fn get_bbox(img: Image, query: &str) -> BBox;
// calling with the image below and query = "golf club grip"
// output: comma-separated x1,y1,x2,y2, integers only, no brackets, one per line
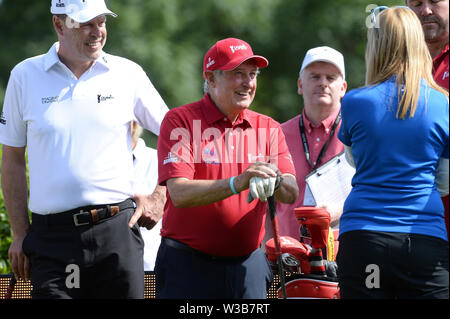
268,195,277,220
5,275,16,299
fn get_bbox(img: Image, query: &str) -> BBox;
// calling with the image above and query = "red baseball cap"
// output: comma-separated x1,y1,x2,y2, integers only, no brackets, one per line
203,38,269,79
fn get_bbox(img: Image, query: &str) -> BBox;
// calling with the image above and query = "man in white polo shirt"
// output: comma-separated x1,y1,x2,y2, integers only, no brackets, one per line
0,0,169,298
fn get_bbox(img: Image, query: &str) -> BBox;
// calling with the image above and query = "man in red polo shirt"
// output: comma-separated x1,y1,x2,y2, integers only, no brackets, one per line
407,0,449,239
274,47,347,242
155,38,298,299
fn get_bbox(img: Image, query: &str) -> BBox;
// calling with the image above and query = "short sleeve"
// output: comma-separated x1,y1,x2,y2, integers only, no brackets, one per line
157,111,195,186
133,67,169,136
337,95,352,147
0,70,27,147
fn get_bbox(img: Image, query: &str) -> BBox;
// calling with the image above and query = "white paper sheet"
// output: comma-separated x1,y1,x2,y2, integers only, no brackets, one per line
304,151,355,207
303,183,317,206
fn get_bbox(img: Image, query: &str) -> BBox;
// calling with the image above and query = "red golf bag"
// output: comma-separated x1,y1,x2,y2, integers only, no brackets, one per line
265,207,340,299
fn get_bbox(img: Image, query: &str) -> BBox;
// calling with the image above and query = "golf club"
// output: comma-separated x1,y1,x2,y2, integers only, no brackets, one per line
267,195,287,299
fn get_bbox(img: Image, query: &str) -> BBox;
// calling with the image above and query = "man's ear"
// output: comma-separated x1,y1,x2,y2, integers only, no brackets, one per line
53,15,65,37
297,78,303,96
205,71,216,88
340,80,348,99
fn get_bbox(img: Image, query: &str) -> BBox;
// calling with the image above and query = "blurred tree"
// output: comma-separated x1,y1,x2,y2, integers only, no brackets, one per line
0,0,55,107
0,0,402,119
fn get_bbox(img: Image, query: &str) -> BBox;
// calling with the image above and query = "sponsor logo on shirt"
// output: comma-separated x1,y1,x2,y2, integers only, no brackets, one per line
41,96,59,104
248,153,268,163
163,152,179,165
202,147,220,164
443,71,449,81
97,94,114,103
0,111,6,125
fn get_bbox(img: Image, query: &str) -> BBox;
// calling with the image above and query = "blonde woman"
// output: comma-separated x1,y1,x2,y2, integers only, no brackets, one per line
337,7,449,299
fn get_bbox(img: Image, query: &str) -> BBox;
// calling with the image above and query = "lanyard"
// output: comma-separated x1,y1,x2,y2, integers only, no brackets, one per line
298,112,341,171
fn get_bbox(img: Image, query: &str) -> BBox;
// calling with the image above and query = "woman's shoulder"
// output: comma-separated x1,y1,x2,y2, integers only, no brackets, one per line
342,85,380,107
343,80,396,106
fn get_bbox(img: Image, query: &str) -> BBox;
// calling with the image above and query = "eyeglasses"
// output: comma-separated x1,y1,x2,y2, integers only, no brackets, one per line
369,6,410,36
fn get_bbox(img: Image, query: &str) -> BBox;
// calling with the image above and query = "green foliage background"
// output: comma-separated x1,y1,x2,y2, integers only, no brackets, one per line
0,0,401,273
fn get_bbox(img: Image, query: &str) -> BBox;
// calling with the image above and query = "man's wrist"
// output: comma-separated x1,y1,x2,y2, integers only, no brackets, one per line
229,176,240,195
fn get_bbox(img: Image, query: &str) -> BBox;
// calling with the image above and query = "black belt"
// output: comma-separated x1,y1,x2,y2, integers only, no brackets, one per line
161,237,251,262
32,199,135,228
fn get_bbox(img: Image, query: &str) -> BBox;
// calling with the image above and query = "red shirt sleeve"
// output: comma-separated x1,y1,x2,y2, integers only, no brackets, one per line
157,110,195,186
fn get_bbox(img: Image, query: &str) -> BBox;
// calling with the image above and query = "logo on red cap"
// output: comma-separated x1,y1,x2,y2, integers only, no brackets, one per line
229,44,247,54
206,57,215,69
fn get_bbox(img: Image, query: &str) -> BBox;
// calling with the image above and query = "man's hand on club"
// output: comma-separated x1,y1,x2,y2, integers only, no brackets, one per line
232,162,283,203
247,176,277,202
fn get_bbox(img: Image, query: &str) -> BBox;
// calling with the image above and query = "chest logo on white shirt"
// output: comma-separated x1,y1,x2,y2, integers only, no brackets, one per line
41,96,59,104
97,94,115,103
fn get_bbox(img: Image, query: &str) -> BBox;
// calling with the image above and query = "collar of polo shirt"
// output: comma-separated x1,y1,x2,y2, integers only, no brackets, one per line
44,42,110,72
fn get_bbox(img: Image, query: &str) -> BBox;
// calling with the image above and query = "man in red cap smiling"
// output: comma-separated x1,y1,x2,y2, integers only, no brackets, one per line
156,38,298,299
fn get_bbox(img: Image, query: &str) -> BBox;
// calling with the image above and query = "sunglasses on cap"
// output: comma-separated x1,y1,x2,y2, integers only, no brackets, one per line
369,6,411,36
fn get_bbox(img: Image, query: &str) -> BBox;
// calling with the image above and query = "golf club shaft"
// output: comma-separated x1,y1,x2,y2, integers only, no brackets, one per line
268,196,287,299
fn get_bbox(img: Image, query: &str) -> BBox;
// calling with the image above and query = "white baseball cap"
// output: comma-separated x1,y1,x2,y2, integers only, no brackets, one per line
50,0,117,23
300,46,345,80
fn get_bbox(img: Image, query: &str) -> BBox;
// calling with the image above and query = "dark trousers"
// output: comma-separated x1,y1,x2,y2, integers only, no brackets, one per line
336,230,449,299
23,208,144,299
155,238,273,299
